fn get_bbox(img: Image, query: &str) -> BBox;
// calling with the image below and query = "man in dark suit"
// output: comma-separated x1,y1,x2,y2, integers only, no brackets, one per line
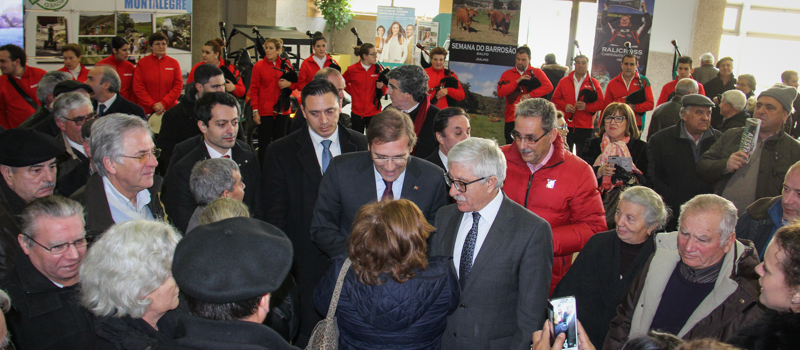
52,92,92,177
425,106,471,171
311,108,448,258
386,65,440,157
262,79,367,346
156,64,226,175
162,92,260,233
86,65,145,120
430,137,553,350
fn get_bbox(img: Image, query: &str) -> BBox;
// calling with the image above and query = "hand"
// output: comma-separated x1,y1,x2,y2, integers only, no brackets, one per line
253,110,261,125
598,163,616,178
520,94,531,102
435,88,448,99
152,102,165,114
726,151,749,173
376,81,384,89
626,103,636,111
604,3,609,10
576,321,596,350
565,104,576,113
713,96,719,105
532,320,566,350
225,79,235,92
517,75,531,84
575,101,586,110
278,79,291,89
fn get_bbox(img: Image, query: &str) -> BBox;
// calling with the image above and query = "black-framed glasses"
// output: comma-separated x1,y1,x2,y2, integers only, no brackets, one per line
510,130,548,144
21,233,87,255
444,173,485,192
604,115,625,124
121,148,161,163
63,112,97,126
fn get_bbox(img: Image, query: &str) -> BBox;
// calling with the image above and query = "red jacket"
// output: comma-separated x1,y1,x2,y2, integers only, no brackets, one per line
96,56,137,104
656,77,705,106
187,61,246,98
343,62,385,117
425,67,466,109
132,54,183,115
603,73,654,126
249,57,295,116
297,54,337,92
551,71,606,129
58,64,90,83
501,134,607,293
497,66,553,122
0,66,46,129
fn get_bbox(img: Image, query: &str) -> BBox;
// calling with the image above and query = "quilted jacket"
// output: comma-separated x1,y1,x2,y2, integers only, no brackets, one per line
314,255,460,349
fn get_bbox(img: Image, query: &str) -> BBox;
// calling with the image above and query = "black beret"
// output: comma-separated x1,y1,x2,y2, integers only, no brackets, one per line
173,217,293,303
53,80,93,97
0,128,64,167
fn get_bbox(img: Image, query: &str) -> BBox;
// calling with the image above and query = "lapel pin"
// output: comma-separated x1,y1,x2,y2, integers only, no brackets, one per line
414,186,419,190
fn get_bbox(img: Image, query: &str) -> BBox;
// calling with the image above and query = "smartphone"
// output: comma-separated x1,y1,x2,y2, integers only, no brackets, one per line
548,296,578,350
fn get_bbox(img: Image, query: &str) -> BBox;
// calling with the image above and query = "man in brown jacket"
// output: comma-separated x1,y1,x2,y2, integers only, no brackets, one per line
603,194,763,350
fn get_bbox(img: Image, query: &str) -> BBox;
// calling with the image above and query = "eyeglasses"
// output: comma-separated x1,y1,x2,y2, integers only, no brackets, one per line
604,116,626,124
64,112,97,126
444,173,485,192
121,148,161,163
510,130,548,144
555,123,568,131
21,233,87,255
373,155,408,165
366,53,378,57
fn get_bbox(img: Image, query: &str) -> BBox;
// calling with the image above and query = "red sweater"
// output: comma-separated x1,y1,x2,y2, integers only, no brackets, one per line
501,134,607,293
425,67,466,109
187,61,246,98
58,64,90,83
497,66,553,123
132,54,183,115
0,66,46,129
656,77,705,106
551,71,606,129
603,73,654,126
343,62,385,117
96,56,137,104
297,54,337,92
249,58,295,116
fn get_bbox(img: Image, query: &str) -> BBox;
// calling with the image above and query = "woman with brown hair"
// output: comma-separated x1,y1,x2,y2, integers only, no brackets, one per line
343,43,386,133
58,43,89,82
314,199,459,349
381,21,407,63
249,37,295,159
187,38,246,98
132,32,183,115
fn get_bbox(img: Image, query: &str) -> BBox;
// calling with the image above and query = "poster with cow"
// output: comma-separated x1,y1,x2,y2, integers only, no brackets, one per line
375,6,416,68
591,0,655,88
448,0,520,66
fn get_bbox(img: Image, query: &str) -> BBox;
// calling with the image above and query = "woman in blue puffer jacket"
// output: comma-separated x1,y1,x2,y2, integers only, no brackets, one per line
314,199,460,349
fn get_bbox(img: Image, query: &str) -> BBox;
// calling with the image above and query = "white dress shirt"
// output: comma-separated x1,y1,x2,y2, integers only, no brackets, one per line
452,190,504,277
573,73,587,101
438,149,449,171
97,93,117,115
204,141,232,159
309,125,341,174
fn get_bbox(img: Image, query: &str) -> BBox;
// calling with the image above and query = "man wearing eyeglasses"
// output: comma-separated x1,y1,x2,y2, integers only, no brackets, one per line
501,98,606,294
53,92,94,178
162,92,260,233
311,108,448,258
0,195,94,350
432,137,553,350
0,128,64,278
31,79,93,137
71,113,165,240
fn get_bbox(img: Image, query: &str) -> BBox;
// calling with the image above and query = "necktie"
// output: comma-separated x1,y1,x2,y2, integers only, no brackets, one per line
98,104,106,116
381,180,393,201
222,154,230,158
459,212,481,289
321,139,332,173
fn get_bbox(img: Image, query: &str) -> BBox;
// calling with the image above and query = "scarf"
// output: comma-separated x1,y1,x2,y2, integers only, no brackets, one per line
593,133,642,192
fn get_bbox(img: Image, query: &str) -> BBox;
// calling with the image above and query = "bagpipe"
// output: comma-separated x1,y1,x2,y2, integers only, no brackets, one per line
574,41,598,104
272,56,297,115
416,44,458,105
518,67,542,92
350,28,364,46
374,61,391,109
622,42,650,106
416,43,432,69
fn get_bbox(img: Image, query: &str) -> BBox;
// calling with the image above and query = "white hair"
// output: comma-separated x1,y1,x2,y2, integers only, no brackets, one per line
700,53,715,64
721,90,747,111
619,186,669,230
447,137,506,188
678,194,738,246
80,220,181,318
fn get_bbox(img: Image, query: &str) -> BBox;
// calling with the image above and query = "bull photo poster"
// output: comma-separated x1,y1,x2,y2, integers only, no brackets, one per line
591,0,655,88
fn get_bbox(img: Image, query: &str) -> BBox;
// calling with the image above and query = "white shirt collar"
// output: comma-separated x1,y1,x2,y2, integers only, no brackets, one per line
472,190,503,223
204,140,232,158
361,62,372,71
308,124,340,145
313,55,327,69
438,149,449,171
102,175,152,215
66,137,86,157
402,102,421,114
100,93,117,109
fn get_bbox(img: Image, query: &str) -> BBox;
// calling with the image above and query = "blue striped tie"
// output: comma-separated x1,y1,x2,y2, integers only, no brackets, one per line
459,212,481,289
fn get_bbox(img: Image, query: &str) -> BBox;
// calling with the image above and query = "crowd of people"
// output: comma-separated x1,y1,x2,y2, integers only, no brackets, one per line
0,30,798,350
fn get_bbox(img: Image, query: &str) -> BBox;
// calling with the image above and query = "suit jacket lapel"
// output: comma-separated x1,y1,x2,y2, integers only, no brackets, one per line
462,195,515,293
445,209,462,258
400,157,422,200
356,153,379,203
338,125,358,153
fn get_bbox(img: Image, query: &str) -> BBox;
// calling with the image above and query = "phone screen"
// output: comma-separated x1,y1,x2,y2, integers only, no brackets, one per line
548,296,578,350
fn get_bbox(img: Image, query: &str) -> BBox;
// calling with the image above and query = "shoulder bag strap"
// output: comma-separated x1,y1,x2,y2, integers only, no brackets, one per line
325,258,352,320
7,75,38,110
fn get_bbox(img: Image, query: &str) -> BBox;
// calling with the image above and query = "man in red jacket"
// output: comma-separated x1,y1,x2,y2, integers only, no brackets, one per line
656,56,705,106
0,44,46,129
603,54,653,128
500,98,606,294
551,55,605,155
497,46,553,144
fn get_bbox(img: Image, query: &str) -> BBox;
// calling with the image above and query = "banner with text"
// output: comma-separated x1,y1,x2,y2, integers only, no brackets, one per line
590,0,654,88
448,1,520,67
